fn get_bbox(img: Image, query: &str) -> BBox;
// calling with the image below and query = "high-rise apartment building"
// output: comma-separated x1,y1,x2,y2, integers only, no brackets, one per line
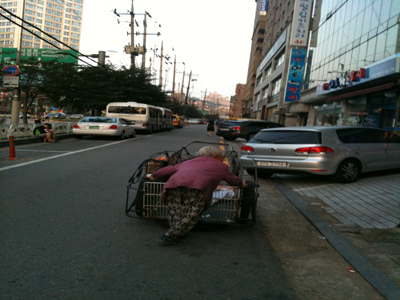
0,0,84,50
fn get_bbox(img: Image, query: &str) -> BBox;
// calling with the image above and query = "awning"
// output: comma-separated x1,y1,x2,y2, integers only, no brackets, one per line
327,83,393,101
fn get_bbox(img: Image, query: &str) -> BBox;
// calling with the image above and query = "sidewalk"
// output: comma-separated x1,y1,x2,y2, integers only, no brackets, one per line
256,174,400,300
231,137,399,299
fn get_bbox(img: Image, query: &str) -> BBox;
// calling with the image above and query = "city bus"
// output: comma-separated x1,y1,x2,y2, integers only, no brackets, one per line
105,102,163,133
156,106,173,131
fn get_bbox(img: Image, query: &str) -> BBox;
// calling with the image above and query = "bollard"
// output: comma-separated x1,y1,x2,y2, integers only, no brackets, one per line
7,135,17,160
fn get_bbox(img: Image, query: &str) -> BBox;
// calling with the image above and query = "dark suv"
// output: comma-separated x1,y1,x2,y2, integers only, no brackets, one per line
216,119,284,141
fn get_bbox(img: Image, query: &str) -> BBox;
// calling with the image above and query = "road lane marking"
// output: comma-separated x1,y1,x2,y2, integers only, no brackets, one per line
0,139,132,172
13,150,70,153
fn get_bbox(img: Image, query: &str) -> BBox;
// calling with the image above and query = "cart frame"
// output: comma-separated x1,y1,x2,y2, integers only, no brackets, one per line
125,141,258,225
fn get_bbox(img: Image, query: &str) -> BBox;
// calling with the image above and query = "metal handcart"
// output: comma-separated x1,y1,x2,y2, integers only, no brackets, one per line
125,141,258,225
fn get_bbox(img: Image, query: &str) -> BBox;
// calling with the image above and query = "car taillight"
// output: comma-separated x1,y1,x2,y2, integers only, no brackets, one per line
143,123,149,128
241,145,254,152
232,126,241,131
109,125,117,130
295,146,334,154
73,124,80,129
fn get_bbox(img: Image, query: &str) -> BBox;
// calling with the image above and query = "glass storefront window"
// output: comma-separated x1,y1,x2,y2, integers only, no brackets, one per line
389,0,400,18
366,36,377,63
375,31,387,62
385,25,397,57
369,2,380,31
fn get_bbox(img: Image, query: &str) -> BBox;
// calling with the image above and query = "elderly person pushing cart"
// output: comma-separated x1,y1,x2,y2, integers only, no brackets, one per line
148,146,247,246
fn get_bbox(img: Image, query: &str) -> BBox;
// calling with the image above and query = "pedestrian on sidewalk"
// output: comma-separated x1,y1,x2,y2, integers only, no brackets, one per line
148,146,247,245
206,119,215,136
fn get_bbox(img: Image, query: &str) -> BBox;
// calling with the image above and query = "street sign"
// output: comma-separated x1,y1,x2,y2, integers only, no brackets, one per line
3,76,19,87
2,65,20,76
0,48,78,64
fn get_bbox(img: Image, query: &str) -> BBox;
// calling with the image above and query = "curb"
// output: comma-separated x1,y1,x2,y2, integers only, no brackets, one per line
0,134,74,148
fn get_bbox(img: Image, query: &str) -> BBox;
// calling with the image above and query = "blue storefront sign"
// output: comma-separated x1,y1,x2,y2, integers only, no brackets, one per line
317,53,400,95
260,0,267,12
285,49,307,102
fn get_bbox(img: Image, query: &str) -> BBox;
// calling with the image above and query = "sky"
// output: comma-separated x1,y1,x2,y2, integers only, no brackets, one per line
79,0,257,99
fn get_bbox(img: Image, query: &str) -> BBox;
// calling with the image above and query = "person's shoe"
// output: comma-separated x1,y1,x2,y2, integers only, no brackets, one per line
157,235,179,246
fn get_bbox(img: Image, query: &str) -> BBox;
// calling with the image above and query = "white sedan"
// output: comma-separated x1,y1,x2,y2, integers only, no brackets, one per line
72,117,136,139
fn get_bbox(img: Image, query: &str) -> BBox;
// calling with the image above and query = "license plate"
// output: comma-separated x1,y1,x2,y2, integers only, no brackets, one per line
89,126,99,129
220,128,229,131
256,161,288,167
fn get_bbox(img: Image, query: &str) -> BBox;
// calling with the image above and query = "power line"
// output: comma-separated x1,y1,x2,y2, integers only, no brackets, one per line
0,5,102,67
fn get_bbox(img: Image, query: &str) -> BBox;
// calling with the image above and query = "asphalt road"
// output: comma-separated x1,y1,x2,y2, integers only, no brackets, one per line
0,125,298,300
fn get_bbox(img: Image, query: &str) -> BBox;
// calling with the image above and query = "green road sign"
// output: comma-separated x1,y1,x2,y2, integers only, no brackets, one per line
0,48,78,64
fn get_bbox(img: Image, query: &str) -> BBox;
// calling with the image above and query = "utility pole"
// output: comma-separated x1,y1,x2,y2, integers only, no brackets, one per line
141,14,147,69
85,51,108,66
10,0,26,125
171,55,176,101
159,41,163,88
201,89,207,123
185,70,192,105
130,0,136,69
180,66,185,102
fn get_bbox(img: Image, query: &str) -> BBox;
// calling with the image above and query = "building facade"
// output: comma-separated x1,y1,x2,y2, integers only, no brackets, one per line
305,0,400,133
231,83,245,118
249,0,400,133
252,0,296,124
242,0,267,118
0,0,84,50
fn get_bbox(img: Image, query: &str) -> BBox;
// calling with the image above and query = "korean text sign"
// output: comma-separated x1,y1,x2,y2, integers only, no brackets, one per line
285,49,307,102
290,0,312,46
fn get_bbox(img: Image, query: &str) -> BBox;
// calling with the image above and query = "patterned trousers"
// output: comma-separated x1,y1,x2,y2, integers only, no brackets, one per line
164,187,206,239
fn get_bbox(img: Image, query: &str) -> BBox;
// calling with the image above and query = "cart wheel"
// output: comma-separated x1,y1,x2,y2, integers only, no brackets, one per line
134,178,148,216
239,180,256,224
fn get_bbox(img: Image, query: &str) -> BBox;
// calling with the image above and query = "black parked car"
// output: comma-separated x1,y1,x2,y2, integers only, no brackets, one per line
216,119,284,141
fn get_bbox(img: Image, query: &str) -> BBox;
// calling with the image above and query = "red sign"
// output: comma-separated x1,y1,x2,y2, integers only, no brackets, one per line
2,65,20,76
349,68,366,82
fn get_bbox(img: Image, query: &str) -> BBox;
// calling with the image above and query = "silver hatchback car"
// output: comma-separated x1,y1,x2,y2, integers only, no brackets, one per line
239,126,400,183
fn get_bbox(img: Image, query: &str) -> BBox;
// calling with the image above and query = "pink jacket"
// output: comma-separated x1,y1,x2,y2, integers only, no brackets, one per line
151,156,243,208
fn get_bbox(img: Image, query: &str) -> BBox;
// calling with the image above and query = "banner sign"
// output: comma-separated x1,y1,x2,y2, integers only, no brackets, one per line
290,0,312,46
284,49,307,102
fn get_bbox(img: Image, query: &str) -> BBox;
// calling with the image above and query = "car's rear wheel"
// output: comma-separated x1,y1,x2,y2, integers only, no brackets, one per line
120,131,125,140
74,135,83,139
334,159,361,183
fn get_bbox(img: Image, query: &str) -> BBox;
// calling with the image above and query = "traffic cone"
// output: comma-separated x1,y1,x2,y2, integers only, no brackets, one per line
7,135,17,160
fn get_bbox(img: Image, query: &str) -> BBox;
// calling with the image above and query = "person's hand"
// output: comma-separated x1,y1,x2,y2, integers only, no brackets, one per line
242,182,248,188
145,174,155,181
